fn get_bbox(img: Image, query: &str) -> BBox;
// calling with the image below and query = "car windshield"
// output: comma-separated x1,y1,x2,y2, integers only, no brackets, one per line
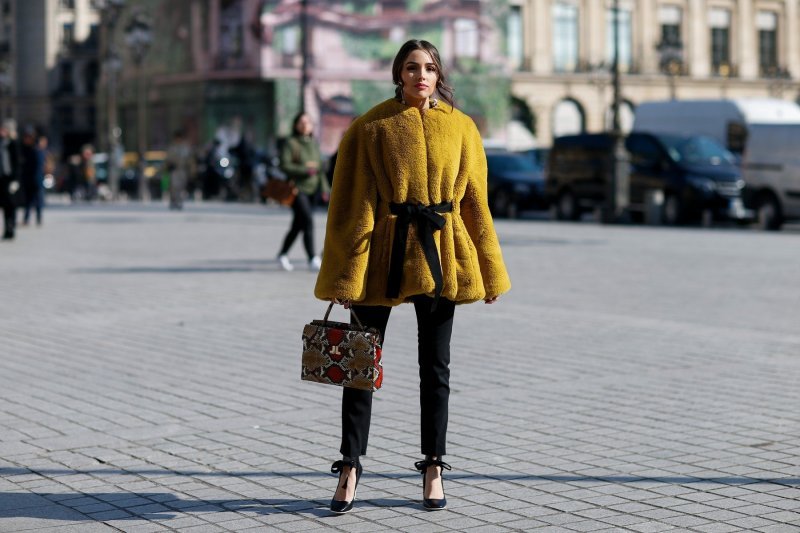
487,153,539,173
656,134,736,166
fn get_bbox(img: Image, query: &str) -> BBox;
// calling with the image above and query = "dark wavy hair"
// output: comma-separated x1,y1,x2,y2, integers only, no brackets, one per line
391,40,455,110
291,112,313,137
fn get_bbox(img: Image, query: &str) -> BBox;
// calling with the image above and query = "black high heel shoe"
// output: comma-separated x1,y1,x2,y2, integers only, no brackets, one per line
414,457,452,511
330,459,362,514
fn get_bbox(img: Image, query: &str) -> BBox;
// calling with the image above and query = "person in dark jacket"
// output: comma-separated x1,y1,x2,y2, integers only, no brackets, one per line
276,112,330,271
0,119,21,240
20,128,45,226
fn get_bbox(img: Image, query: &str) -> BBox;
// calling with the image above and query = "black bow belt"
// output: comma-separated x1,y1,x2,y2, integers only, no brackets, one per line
386,201,453,308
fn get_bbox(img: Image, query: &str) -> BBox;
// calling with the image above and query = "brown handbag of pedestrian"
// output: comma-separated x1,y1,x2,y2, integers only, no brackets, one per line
264,178,298,206
301,302,384,392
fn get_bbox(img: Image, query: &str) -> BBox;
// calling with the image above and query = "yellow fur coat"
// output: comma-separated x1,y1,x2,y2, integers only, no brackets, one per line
314,98,511,306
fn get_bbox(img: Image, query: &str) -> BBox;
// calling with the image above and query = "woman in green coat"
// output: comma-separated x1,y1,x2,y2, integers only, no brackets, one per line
277,113,330,271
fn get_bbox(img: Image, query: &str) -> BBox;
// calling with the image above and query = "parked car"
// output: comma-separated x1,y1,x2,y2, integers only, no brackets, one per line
485,149,546,218
633,98,800,229
546,132,749,225
521,147,550,169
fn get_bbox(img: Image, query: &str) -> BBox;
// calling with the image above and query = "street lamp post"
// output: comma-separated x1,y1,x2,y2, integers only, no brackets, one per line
124,10,152,201
94,0,125,200
299,0,309,113
605,0,629,223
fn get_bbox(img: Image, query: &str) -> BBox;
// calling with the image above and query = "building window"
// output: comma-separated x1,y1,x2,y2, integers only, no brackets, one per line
57,105,74,128
454,18,479,58
757,11,778,75
85,61,98,95
507,5,523,70
281,26,298,55
58,62,74,93
552,2,579,73
220,0,244,59
659,5,682,47
62,23,74,46
709,8,731,76
657,5,683,74
604,100,635,133
552,98,585,138
606,7,632,72
388,26,405,43
60,0,75,9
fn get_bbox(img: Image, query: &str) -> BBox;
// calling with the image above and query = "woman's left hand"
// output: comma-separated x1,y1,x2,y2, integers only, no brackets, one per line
484,296,499,304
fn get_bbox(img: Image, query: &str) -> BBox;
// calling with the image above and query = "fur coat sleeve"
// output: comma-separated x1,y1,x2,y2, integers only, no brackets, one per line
313,121,377,301
314,99,510,306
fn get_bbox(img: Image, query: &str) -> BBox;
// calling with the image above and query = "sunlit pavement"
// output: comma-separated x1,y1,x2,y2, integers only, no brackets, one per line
1,201,799,532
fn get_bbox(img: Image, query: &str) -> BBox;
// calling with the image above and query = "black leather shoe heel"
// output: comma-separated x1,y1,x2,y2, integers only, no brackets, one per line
330,459,362,514
414,457,451,511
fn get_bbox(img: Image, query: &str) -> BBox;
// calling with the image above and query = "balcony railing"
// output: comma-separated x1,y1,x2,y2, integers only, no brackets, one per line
214,54,253,70
760,64,791,79
712,62,738,78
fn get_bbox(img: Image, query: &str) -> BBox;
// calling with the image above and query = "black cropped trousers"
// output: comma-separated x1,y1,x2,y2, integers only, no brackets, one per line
340,295,455,459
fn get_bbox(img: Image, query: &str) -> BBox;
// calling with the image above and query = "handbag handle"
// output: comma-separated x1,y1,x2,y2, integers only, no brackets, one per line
323,301,365,330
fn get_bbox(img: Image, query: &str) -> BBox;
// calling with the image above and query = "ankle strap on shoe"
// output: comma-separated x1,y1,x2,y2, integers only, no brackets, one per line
414,458,452,472
331,459,359,474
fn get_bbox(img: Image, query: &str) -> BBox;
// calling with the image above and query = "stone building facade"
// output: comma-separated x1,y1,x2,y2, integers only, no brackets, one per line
0,0,100,155
110,0,510,156
510,0,800,146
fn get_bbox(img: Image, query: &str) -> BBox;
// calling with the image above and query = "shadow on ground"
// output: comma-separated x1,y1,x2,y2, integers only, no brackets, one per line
71,258,288,275
2,467,798,486
0,492,413,521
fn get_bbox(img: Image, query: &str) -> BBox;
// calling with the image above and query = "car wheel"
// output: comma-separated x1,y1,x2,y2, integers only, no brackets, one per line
492,189,516,218
556,190,579,221
662,193,683,225
755,193,783,231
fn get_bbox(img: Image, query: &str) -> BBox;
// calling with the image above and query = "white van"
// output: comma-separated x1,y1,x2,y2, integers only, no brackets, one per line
633,99,800,229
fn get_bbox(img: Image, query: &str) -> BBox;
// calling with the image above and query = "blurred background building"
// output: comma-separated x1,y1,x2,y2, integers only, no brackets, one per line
1,0,800,158
510,0,800,145
101,0,511,157
0,0,100,154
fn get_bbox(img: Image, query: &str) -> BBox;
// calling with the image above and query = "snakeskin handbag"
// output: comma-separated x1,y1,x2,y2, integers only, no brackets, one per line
301,302,384,391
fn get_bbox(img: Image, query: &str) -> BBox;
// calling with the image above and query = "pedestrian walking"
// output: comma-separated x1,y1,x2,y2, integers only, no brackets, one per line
72,144,96,202
20,128,45,226
165,129,195,210
276,113,330,272
0,119,21,240
313,39,511,513
231,134,256,202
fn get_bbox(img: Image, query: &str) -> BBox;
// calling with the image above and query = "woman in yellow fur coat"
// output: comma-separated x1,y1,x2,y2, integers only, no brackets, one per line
315,40,511,514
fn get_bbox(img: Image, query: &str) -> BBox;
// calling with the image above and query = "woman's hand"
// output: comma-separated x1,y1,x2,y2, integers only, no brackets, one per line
484,296,499,304
333,298,351,309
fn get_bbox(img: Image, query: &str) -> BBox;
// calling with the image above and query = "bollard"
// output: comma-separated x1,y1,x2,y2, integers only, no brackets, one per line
645,189,664,225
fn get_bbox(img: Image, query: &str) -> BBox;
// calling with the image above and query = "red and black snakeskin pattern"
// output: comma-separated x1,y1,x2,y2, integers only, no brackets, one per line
301,319,383,391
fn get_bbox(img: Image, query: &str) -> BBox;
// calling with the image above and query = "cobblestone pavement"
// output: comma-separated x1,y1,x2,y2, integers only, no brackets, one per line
1,202,799,533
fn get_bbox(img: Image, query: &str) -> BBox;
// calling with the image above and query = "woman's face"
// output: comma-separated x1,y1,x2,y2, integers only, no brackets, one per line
295,114,313,136
400,49,438,104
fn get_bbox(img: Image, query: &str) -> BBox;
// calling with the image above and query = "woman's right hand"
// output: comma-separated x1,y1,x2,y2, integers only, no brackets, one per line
333,298,351,309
